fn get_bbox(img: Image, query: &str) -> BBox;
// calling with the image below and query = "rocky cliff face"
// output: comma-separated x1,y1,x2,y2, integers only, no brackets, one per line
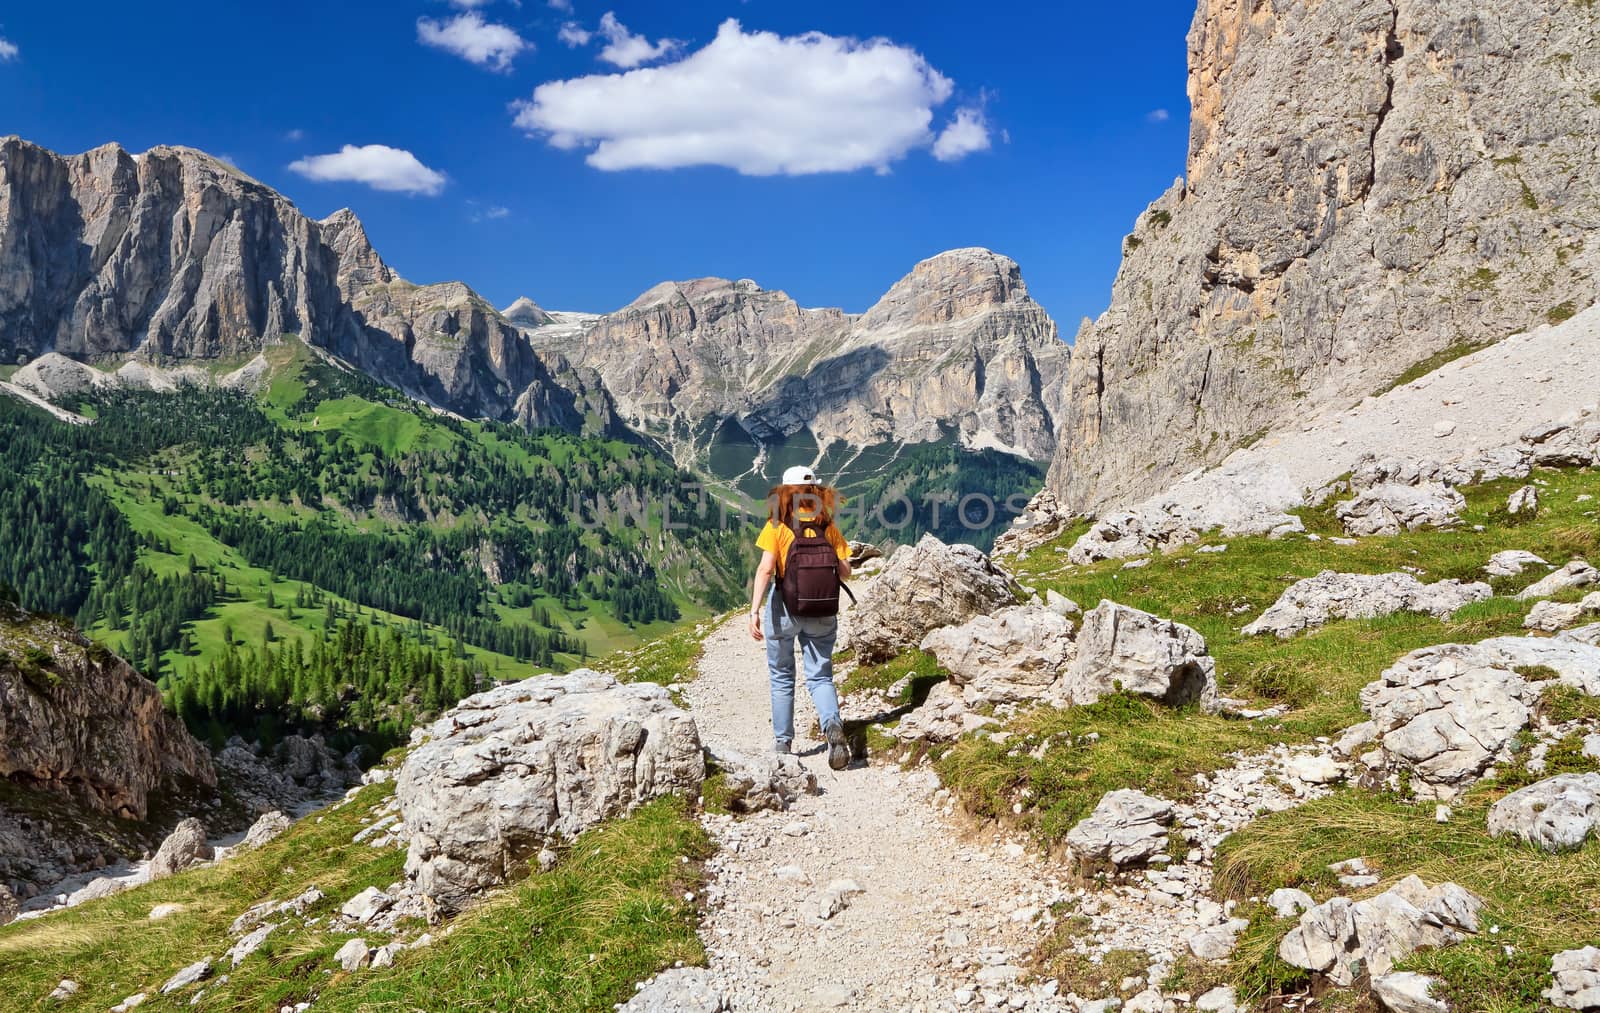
526,248,1071,463
1047,0,1600,513
0,138,618,433
0,599,215,893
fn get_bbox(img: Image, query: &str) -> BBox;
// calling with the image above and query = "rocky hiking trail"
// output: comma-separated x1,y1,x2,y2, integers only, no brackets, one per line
682,606,1075,1012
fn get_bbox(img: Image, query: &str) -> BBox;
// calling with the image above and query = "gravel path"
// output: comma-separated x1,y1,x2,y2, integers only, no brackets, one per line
683,606,1075,1012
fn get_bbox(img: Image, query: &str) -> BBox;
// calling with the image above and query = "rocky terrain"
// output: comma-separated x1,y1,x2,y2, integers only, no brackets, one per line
522,247,1071,469
1047,0,1600,514
0,598,213,897
0,137,616,432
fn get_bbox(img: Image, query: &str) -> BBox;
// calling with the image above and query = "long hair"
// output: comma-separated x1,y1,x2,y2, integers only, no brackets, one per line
767,483,839,528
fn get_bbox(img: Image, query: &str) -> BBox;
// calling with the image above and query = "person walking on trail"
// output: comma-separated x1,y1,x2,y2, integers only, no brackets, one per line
748,465,854,770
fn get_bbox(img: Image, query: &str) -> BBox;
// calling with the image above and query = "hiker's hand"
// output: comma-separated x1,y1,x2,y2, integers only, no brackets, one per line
748,611,763,642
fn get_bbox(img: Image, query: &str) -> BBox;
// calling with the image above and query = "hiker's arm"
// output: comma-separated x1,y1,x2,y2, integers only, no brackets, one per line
748,550,776,640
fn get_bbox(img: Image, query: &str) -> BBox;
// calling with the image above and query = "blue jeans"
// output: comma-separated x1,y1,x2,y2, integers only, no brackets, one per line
766,587,841,745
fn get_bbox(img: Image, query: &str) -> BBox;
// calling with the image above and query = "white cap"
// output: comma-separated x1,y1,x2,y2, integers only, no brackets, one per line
781,465,818,485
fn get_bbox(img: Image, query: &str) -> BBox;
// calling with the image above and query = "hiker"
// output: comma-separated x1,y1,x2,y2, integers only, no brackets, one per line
748,465,854,770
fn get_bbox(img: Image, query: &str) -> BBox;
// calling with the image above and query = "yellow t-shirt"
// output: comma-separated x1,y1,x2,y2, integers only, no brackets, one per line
756,514,849,577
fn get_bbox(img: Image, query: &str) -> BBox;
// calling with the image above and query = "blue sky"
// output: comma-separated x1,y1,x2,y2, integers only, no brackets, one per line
0,1,1196,330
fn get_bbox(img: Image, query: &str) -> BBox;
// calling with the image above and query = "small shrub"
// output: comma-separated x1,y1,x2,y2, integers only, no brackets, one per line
1521,181,1540,211
1547,301,1578,325
1516,664,1560,683
1126,236,1144,252
1465,267,1500,291
1539,684,1600,724
1149,209,1173,229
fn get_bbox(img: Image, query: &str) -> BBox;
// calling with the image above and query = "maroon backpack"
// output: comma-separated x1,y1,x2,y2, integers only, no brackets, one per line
781,517,854,618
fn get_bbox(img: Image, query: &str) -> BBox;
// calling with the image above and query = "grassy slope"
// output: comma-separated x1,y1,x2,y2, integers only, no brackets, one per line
925,466,1600,1007
0,784,710,1013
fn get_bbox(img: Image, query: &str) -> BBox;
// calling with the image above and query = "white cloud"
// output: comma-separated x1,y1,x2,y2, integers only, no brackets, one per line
932,105,990,162
470,204,512,222
449,0,495,6
595,12,679,68
285,128,306,143
288,145,447,195
1146,108,1170,123
417,12,530,72
558,21,592,46
512,19,965,175
0,37,18,62
547,0,574,10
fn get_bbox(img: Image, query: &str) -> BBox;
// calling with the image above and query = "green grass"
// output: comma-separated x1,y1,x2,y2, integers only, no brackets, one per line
0,783,406,1011
942,467,1600,845
1547,300,1578,326
1374,339,1494,396
318,797,710,1013
0,790,710,1013
837,647,947,705
596,615,721,685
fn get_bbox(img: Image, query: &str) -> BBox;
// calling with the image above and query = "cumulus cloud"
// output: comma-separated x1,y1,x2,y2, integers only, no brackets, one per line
417,12,530,72
1146,108,1170,123
595,12,679,68
512,19,972,175
558,22,592,46
548,0,573,10
932,106,990,162
0,37,18,62
288,145,447,196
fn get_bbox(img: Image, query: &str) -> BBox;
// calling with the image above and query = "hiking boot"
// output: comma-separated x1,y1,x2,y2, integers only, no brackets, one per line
824,720,850,771
773,739,791,755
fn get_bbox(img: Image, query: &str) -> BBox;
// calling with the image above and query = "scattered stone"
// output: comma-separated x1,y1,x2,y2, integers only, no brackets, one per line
1507,485,1540,516
1487,773,1600,851
993,489,1073,557
241,811,293,849
340,886,393,924
892,680,998,743
1243,571,1491,639
0,885,16,926
1288,755,1345,785
397,671,703,917
1518,560,1600,601
160,958,212,994
1065,601,1218,710
148,902,184,921
226,922,279,966
706,745,817,813
47,980,80,1000
1045,589,1081,616
920,605,1075,706
1268,888,1316,919
1485,550,1548,577
1279,876,1483,986
1545,946,1600,1011
1195,986,1238,1013
1066,790,1175,868
621,967,728,1012
335,938,371,972
1336,483,1464,536
149,818,212,880
109,993,146,1012
1188,918,1250,961
1371,971,1448,1013
810,878,864,920
1585,734,1600,762
66,875,131,907
847,535,1020,663
1525,592,1600,632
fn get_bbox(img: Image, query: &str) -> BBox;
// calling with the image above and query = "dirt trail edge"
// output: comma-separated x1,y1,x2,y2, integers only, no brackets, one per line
682,603,1073,1013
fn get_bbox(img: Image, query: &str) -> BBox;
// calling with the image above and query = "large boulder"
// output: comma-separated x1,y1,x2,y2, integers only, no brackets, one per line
1518,560,1600,601
1279,876,1483,987
706,745,816,813
1487,773,1600,852
149,818,212,880
891,681,996,743
1064,602,1218,710
1065,789,1175,868
397,671,703,917
993,488,1073,557
1546,946,1600,1011
1484,550,1548,578
919,604,1076,706
847,535,1019,663
1358,636,1600,797
1244,571,1491,639
1336,483,1465,537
